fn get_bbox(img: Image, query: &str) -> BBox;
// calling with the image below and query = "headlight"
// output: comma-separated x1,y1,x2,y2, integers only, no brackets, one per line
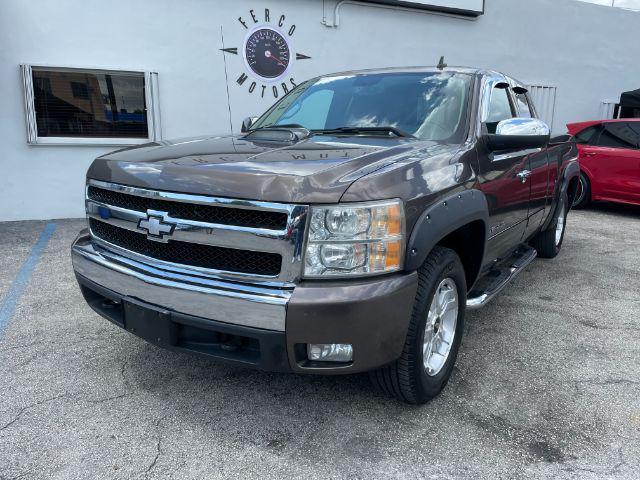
303,199,405,278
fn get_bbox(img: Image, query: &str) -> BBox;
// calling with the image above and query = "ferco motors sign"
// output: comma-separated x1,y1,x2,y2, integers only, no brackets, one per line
362,0,484,16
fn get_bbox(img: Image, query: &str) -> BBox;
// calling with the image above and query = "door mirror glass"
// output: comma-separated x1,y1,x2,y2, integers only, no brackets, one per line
485,118,550,151
241,116,258,133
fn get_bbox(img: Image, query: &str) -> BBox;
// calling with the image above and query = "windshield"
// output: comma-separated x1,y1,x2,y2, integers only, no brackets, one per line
252,72,471,142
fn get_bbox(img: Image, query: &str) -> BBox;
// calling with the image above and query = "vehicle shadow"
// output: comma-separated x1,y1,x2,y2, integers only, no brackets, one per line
581,201,640,218
117,340,450,455
88,293,601,471
121,339,409,412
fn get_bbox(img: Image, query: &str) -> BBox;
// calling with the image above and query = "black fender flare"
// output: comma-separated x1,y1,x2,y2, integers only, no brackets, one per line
542,160,580,231
405,189,489,271
560,160,580,198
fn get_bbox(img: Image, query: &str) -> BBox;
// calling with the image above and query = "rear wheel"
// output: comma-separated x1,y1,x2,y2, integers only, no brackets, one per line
370,246,466,404
572,172,591,209
531,192,568,258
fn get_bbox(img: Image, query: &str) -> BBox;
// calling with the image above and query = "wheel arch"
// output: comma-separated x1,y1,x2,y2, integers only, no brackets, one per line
542,160,580,230
405,189,489,291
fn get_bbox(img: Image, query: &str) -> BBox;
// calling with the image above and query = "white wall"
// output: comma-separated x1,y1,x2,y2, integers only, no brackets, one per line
1,0,639,221
577,0,640,10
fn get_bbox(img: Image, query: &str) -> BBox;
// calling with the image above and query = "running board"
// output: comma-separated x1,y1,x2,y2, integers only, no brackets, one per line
466,246,537,310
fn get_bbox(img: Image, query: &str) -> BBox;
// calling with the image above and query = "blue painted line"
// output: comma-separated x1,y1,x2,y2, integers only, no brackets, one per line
0,222,57,338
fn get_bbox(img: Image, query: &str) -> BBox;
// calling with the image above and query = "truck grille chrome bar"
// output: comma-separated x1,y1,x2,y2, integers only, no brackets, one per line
87,185,289,230
89,218,283,276
85,179,309,284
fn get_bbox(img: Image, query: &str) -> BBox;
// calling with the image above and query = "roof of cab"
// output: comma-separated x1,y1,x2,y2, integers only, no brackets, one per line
315,66,527,87
318,65,484,78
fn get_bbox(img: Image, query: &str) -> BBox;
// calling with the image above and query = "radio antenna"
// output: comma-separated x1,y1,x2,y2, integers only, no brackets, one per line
436,56,447,70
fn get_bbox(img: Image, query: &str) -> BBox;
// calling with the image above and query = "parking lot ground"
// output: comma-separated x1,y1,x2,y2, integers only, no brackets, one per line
0,204,639,479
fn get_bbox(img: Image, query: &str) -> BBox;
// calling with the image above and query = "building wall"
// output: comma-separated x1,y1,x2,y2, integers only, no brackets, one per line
1,0,639,221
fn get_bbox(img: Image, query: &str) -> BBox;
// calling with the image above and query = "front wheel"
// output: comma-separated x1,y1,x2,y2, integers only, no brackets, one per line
370,246,466,404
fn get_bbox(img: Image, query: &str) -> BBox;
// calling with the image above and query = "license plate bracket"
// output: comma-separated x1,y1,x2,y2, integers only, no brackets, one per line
123,298,177,347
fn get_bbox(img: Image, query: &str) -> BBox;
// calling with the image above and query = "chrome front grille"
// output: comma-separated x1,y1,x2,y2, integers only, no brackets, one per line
85,180,309,284
87,186,288,229
89,219,283,276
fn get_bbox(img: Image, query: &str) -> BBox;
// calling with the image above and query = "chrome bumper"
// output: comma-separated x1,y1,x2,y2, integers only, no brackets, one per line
71,231,290,331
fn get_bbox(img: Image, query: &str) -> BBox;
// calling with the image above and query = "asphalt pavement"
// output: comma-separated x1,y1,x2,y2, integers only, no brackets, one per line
0,204,638,479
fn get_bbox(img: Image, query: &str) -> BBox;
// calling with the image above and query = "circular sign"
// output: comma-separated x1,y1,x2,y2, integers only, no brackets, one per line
243,26,291,83
220,9,312,98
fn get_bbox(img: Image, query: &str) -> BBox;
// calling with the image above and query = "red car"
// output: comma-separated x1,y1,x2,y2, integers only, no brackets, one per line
567,119,640,208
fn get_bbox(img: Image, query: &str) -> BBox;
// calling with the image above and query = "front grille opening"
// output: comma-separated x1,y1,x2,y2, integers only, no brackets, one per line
87,186,288,230
79,282,125,327
178,326,260,363
89,218,282,276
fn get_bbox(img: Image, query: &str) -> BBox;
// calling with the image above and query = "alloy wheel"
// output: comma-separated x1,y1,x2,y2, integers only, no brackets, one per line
423,278,459,377
555,203,566,246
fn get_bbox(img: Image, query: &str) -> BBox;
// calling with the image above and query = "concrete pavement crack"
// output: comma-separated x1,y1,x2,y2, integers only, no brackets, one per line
572,378,640,388
88,391,135,404
141,415,169,477
1,472,32,480
144,436,163,475
9,355,38,370
85,360,135,404
0,393,67,431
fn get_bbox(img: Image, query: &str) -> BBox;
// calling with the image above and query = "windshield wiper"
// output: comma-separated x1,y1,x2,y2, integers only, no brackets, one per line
312,126,415,138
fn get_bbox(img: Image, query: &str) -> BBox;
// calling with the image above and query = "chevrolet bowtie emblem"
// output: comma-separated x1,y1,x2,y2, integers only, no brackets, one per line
137,212,176,241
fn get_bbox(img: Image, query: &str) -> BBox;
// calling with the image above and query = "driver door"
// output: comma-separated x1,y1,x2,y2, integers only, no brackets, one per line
478,81,531,261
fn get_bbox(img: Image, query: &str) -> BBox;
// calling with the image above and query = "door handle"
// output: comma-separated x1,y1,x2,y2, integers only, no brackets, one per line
516,170,532,183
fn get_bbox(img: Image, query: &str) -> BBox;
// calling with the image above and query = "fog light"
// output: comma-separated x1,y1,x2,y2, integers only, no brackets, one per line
307,343,353,362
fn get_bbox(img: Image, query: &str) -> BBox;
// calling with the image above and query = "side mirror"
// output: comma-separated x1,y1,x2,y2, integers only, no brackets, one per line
241,116,258,133
485,118,550,151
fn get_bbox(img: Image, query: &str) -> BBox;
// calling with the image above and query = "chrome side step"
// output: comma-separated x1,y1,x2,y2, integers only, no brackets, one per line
466,246,537,310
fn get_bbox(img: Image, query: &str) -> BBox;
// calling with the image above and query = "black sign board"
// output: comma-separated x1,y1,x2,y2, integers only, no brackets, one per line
360,0,484,17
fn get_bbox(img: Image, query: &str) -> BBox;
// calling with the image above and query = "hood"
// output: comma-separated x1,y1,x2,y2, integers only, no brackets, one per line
87,134,453,203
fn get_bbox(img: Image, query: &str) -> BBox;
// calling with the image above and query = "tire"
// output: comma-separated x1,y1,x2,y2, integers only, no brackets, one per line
369,246,466,404
572,172,591,209
531,192,568,259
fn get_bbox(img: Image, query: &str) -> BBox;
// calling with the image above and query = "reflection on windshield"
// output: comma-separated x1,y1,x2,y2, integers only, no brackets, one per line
252,72,471,143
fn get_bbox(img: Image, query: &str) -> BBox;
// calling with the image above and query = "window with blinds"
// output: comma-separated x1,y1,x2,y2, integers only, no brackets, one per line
30,68,147,138
21,65,161,145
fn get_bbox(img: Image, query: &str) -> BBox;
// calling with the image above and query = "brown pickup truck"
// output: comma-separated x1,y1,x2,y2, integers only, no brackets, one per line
72,67,579,403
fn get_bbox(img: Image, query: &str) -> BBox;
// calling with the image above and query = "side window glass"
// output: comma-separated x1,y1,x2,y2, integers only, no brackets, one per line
514,92,533,118
486,86,514,133
597,122,639,149
575,126,599,145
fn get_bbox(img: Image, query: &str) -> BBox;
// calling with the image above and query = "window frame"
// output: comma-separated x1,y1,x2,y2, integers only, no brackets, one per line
512,89,533,118
488,84,516,121
479,74,516,126
20,64,162,146
481,79,516,134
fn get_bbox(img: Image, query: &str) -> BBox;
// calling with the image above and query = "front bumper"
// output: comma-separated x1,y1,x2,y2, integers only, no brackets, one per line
72,230,418,374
